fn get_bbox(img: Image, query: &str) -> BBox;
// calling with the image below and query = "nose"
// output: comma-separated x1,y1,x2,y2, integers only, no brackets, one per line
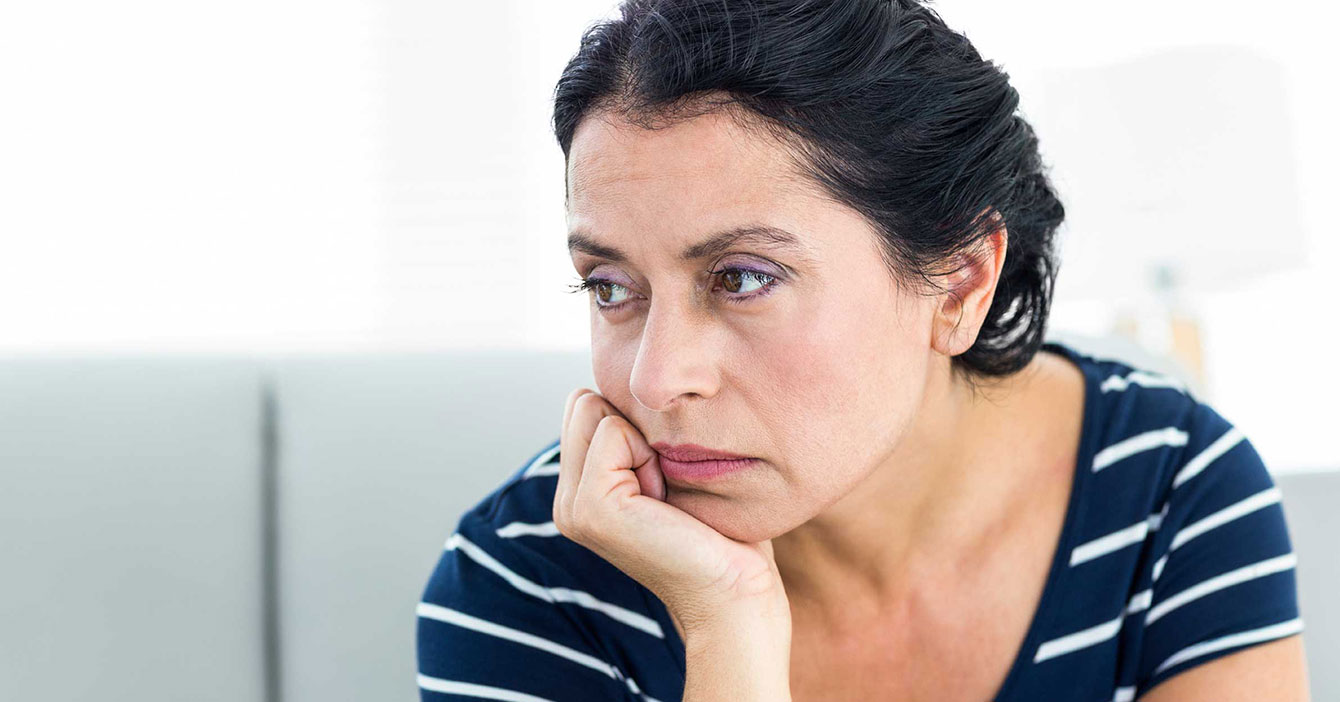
627,298,721,412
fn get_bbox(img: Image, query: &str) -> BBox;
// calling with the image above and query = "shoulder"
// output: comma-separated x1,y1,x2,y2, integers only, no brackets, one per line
416,437,684,701
1063,342,1286,578
1046,343,1302,695
1061,343,1251,507
428,436,664,637
1019,344,1302,699
457,436,565,532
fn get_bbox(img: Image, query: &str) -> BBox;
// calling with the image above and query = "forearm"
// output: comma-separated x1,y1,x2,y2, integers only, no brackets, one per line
680,602,793,702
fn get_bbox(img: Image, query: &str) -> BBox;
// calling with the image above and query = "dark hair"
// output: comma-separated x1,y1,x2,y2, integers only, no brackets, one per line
552,0,1064,380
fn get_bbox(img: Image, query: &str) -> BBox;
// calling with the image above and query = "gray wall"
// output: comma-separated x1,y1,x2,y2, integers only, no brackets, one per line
0,358,268,702
266,351,593,702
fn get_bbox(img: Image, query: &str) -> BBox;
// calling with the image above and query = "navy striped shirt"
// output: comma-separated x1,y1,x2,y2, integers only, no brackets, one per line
416,340,1302,701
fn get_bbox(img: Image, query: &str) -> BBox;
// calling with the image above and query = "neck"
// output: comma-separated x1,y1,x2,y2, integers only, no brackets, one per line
772,350,1045,616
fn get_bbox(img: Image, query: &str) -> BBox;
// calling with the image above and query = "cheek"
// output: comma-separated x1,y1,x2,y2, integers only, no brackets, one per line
740,286,930,470
768,284,919,393
590,325,640,413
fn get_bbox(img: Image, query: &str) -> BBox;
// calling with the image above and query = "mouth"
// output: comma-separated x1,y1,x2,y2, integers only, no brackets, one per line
650,442,751,461
651,442,758,481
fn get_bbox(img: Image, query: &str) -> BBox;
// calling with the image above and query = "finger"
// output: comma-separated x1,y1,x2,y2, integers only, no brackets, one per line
576,414,659,515
635,444,666,502
557,388,598,505
555,388,592,527
561,387,595,443
555,391,617,527
565,398,663,502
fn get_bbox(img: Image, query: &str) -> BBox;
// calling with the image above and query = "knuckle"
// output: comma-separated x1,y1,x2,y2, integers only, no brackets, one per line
564,387,591,412
593,413,622,434
562,509,591,542
573,391,610,416
551,503,570,533
552,501,578,536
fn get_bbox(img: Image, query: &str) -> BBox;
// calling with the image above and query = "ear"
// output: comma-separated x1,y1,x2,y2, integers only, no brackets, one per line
930,219,1008,359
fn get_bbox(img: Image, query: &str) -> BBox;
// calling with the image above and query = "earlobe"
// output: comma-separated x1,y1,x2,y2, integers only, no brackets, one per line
930,227,1008,358
927,259,969,357
931,269,976,357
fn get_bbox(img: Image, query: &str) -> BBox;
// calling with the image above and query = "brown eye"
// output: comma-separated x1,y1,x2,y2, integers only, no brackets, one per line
580,278,631,308
721,270,744,293
712,268,775,297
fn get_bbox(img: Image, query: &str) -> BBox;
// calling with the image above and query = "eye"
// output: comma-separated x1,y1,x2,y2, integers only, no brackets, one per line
590,280,631,307
568,277,633,308
714,268,775,297
566,266,782,312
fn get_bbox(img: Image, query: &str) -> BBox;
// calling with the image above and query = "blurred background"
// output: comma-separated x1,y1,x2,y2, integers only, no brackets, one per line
1,1,1336,700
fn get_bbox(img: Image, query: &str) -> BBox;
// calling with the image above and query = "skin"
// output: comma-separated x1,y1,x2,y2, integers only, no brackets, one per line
563,101,1308,700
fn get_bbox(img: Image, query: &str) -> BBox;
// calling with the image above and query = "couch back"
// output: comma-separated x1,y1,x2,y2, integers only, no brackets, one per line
1,342,1334,701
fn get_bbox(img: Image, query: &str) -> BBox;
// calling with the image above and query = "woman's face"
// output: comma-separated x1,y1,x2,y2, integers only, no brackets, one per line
565,108,944,543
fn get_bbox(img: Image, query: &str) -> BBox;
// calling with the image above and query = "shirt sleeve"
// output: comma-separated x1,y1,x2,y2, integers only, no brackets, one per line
415,511,640,702
1136,406,1304,695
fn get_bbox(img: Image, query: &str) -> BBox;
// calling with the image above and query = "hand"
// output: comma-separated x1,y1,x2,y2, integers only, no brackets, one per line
553,388,790,638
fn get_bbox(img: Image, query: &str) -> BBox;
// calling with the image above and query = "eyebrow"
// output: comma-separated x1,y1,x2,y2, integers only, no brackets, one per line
567,224,810,264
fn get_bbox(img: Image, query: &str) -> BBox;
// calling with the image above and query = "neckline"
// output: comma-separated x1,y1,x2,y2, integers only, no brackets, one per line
988,339,1100,700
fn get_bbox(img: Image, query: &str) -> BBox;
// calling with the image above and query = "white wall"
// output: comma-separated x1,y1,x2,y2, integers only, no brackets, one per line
1,0,1334,470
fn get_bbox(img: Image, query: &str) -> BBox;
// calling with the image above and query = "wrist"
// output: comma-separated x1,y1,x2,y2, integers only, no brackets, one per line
682,610,793,702
674,587,791,644
683,598,792,667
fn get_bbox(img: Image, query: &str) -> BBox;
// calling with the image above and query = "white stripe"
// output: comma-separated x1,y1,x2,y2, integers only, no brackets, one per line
1093,427,1189,472
522,445,563,479
1100,371,1186,394
1126,589,1152,615
1112,686,1137,702
1147,430,1262,585
417,673,557,702
523,462,561,478
1145,553,1297,625
1170,487,1282,552
1153,617,1304,675
416,602,661,702
1071,520,1151,566
1070,508,1170,568
1172,427,1245,489
1034,613,1125,663
496,521,561,538
1035,590,1154,664
446,533,665,638
1152,554,1169,582
417,602,619,677
621,675,662,702
1146,503,1170,532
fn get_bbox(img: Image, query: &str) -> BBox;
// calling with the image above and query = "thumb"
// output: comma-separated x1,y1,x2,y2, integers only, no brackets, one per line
634,452,667,501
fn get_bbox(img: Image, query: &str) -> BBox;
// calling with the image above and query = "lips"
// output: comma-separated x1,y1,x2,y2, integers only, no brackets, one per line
650,442,759,482
650,442,753,462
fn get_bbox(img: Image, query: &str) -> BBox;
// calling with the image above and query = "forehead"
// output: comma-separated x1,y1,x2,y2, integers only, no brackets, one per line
566,109,820,226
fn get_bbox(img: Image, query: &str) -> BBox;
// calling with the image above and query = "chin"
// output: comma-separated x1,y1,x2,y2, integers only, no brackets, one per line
666,489,787,544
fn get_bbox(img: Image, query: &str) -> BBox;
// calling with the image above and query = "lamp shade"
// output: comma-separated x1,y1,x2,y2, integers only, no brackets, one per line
1028,45,1307,302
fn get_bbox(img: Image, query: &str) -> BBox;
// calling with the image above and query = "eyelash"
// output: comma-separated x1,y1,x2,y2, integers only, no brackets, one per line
566,267,780,312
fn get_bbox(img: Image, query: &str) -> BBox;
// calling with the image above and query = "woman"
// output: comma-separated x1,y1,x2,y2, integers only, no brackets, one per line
416,1,1308,700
